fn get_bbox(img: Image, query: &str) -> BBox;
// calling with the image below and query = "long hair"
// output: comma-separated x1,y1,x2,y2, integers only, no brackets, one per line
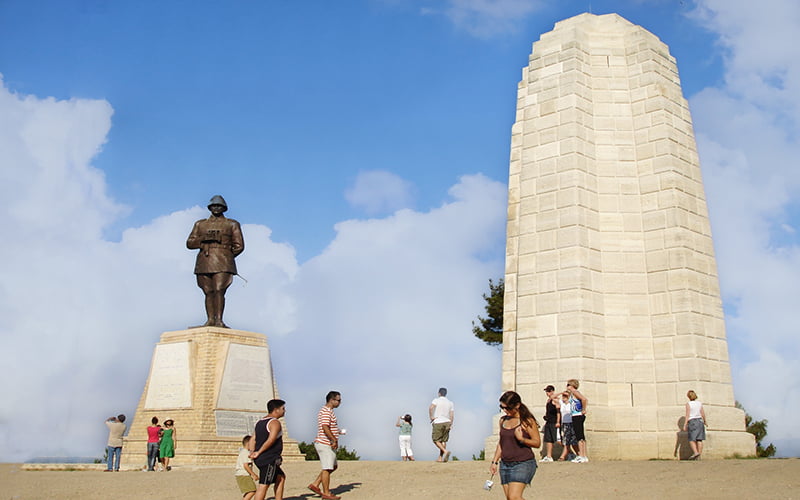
499,391,539,430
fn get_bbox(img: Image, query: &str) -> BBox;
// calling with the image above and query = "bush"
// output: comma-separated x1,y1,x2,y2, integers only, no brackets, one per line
298,441,360,461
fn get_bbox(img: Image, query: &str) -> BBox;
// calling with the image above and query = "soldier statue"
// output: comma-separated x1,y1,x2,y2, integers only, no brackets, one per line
186,195,244,328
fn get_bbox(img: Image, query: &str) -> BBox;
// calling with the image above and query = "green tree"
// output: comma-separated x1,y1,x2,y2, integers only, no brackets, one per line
472,278,504,346
336,445,361,461
298,441,319,461
298,441,360,461
736,401,777,457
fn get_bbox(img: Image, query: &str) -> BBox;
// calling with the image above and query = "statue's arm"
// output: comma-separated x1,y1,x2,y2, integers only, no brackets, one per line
231,221,244,257
186,221,202,249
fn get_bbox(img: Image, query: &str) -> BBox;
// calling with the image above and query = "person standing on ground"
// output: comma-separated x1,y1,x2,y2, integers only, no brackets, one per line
683,390,707,460
489,391,541,500
251,399,287,500
159,419,176,471
396,414,414,461
566,379,588,463
105,414,126,472
429,387,454,462
541,385,560,462
557,391,578,461
146,417,161,471
235,435,259,500
308,391,342,500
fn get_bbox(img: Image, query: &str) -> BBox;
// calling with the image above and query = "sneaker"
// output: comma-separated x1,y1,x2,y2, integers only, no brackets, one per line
540,456,553,462
580,456,589,463
571,456,588,463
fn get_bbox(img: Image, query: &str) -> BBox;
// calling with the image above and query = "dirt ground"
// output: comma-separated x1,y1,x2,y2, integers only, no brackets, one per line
3,458,799,499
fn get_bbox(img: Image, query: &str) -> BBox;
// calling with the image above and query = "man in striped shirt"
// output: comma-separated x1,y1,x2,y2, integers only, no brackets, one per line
308,391,342,500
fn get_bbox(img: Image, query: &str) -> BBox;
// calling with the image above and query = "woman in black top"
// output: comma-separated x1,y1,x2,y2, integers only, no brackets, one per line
489,391,541,500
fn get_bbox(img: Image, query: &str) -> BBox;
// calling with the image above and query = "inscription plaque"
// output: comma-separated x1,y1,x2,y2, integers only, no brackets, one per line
145,342,192,409
215,410,265,437
217,343,274,411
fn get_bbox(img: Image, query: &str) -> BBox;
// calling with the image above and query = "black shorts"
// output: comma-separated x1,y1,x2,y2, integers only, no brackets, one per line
257,458,284,485
543,421,558,443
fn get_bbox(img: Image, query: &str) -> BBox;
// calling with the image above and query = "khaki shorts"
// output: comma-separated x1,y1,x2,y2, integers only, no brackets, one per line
432,422,451,443
236,474,256,494
314,442,338,470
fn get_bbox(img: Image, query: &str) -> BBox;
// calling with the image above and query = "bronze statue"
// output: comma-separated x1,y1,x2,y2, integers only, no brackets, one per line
186,195,244,328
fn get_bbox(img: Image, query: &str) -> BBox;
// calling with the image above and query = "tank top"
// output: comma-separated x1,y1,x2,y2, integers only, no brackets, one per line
545,399,558,422
499,417,535,462
253,417,283,466
687,400,703,420
570,395,583,417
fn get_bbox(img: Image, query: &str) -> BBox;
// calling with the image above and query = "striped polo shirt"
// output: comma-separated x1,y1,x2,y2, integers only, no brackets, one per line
314,405,339,446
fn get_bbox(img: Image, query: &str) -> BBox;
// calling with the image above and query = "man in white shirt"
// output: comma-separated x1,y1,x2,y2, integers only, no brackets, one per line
428,387,454,462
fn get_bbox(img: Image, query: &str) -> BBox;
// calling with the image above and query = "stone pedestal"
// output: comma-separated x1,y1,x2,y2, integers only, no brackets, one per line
122,327,302,467
494,13,755,459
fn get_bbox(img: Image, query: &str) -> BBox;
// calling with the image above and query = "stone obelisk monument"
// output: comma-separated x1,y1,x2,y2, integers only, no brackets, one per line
498,13,754,459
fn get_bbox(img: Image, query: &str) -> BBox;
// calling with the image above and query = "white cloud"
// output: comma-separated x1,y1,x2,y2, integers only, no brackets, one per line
421,0,544,38
0,76,507,461
689,0,800,456
0,77,299,460
274,172,507,460
344,170,415,215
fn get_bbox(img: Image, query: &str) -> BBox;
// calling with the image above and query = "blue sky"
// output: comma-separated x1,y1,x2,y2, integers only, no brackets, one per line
1,0,799,462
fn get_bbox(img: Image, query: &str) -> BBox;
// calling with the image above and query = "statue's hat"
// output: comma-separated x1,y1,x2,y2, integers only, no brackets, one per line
208,195,228,211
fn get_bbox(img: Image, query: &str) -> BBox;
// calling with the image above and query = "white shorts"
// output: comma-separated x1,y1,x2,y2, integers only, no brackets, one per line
314,442,338,470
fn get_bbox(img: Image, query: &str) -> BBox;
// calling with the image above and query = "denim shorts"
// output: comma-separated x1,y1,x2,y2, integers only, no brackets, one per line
499,458,537,485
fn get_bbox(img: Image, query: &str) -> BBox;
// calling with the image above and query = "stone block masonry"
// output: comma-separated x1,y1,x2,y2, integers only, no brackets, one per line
492,13,755,460
123,327,303,467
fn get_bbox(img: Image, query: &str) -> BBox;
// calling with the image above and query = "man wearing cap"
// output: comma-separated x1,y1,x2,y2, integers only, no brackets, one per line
186,195,244,328
541,385,560,462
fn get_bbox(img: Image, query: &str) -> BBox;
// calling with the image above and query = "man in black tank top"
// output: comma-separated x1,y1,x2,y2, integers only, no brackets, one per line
542,385,561,462
251,399,286,500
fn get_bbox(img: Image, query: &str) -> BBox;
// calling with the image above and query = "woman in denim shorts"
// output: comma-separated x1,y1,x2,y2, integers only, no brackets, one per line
489,391,541,499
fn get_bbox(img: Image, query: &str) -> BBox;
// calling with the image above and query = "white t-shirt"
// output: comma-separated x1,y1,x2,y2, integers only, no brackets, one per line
431,396,454,424
560,398,572,423
234,447,253,476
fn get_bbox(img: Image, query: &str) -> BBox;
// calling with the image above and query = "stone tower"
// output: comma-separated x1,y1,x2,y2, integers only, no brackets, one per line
500,13,754,459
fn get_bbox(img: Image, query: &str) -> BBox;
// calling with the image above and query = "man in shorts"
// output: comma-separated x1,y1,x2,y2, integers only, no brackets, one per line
429,387,454,462
541,385,561,462
251,399,286,500
308,391,342,500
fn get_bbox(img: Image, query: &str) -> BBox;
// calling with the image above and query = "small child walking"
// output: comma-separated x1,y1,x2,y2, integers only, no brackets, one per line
235,435,260,500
